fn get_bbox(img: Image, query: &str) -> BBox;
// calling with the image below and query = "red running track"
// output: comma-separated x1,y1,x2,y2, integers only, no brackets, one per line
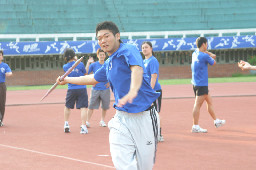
1,82,256,170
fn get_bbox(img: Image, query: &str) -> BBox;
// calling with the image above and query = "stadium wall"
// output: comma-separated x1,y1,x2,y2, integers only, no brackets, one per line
5,63,248,86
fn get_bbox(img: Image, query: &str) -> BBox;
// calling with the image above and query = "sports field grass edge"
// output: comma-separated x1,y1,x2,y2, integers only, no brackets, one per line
7,76,255,91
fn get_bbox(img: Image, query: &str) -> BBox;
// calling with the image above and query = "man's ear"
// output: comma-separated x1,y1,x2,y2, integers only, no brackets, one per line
115,33,120,41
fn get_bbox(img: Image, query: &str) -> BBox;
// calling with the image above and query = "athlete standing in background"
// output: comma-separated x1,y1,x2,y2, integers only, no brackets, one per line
0,50,13,127
142,41,164,142
191,37,225,133
57,21,160,170
62,48,88,134
85,49,110,127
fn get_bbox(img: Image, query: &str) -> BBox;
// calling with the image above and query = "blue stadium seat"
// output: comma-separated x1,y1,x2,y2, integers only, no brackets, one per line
0,0,255,34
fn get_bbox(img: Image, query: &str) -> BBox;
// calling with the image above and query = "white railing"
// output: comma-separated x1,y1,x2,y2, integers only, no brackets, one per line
0,28,256,42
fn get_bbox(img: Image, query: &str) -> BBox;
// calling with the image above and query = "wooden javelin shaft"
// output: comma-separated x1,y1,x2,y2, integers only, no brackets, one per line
40,56,84,101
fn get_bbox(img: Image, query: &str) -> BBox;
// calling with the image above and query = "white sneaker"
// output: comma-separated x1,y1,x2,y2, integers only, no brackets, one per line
64,123,70,133
191,126,207,133
86,121,90,128
214,119,226,128
80,127,88,134
0,120,3,127
99,120,107,127
158,135,164,142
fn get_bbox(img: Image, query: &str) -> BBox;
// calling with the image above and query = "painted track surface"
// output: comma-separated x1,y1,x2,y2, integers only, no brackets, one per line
1,82,256,170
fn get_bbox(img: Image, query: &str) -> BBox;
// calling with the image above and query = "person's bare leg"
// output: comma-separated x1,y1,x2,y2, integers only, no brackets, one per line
192,95,206,125
80,108,88,134
64,107,71,132
99,109,107,127
101,109,107,121
81,108,87,125
205,94,226,128
205,94,217,120
64,106,71,122
87,109,94,122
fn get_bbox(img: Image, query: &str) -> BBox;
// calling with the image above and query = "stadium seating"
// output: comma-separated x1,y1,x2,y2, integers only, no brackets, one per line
0,0,256,34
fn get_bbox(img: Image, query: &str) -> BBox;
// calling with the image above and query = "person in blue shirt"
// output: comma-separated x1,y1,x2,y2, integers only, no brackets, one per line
62,48,88,134
0,50,13,127
191,37,225,133
57,21,160,170
142,41,164,142
85,48,110,127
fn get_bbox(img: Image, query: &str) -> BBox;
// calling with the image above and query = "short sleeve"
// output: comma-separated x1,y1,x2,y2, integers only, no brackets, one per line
94,63,107,82
121,44,144,67
205,54,215,65
88,63,93,74
5,65,11,73
80,63,86,74
149,59,159,74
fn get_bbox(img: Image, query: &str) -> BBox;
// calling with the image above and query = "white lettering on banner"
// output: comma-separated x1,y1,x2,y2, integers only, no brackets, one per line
215,38,230,48
231,37,241,49
126,39,139,50
176,38,186,50
242,35,255,46
59,41,70,54
92,41,98,53
1,35,256,55
23,43,40,53
207,37,214,50
7,42,20,53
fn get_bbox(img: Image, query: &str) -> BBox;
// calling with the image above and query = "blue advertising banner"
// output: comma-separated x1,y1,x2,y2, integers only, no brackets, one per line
0,35,255,56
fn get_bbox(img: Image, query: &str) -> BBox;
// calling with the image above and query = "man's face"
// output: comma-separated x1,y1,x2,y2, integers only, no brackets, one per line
97,51,106,61
203,42,208,51
97,30,120,56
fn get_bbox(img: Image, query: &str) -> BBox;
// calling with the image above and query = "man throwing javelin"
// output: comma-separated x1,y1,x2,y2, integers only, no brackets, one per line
191,37,225,133
57,21,160,170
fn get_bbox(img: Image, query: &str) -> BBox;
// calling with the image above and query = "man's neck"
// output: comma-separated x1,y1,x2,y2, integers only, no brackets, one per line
108,42,121,56
99,60,104,64
68,59,75,63
199,47,206,52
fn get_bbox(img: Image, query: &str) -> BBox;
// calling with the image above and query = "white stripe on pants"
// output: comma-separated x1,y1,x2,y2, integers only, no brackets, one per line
108,108,160,170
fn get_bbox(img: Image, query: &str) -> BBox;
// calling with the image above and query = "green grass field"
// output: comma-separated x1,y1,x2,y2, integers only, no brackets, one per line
7,76,256,91
159,76,256,85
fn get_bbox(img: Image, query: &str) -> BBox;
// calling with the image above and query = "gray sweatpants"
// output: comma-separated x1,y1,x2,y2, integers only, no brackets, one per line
0,82,6,121
108,107,160,170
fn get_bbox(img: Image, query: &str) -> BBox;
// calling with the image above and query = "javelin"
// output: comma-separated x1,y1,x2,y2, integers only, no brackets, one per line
40,56,84,101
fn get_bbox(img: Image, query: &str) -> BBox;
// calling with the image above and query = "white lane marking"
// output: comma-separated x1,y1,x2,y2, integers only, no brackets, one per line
0,144,115,169
98,155,110,157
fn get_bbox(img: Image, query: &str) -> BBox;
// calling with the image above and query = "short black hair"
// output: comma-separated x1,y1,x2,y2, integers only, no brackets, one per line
196,37,207,48
0,50,3,55
97,48,105,56
96,21,120,36
96,21,122,43
63,48,75,62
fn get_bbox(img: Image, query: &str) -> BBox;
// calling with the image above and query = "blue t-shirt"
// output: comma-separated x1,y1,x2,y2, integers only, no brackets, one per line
63,61,87,89
143,56,161,91
191,49,215,86
94,43,160,113
0,62,12,83
88,61,109,90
